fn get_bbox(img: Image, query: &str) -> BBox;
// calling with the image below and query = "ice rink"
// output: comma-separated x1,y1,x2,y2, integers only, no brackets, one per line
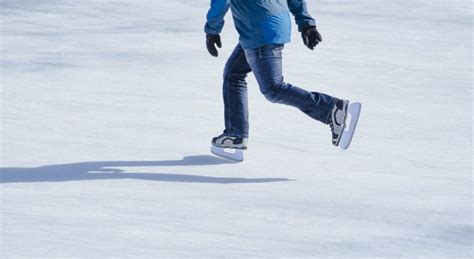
1,0,472,257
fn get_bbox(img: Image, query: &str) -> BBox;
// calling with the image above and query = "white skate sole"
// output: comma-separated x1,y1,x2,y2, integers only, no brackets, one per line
211,146,244,162
339,102,362,150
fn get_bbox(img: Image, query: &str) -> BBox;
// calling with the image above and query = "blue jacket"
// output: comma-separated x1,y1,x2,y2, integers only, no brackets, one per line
205,0,316,49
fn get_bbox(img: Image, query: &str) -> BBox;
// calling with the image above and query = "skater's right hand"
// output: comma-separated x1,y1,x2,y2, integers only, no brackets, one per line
206,34,222,57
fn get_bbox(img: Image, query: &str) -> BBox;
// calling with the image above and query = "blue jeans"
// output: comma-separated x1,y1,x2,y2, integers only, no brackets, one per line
222,44,336,138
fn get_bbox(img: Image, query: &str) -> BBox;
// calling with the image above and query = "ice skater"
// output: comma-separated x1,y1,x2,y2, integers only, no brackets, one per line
205,0,361,161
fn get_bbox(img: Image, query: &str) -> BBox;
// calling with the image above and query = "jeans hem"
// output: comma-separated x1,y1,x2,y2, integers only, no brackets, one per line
324,97,337,124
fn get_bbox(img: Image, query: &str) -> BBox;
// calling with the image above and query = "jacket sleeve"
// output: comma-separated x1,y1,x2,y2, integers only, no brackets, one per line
204,0,231,34
287,0,316,31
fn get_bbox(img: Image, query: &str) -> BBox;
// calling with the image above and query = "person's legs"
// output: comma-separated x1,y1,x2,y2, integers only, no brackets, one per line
244,44,336,124
222,44,252,138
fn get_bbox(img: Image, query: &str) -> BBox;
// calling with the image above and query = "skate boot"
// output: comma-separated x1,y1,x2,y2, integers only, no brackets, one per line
329,99,362,150
211,134,247,162
329,99,349,147
211,134,248,150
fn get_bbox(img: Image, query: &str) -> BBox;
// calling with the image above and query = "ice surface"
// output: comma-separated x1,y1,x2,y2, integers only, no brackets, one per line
1,0,472,257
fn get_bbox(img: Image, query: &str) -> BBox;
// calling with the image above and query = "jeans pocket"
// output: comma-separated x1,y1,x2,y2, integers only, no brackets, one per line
246,44,284,61
270,44,284,57
257,44,284,58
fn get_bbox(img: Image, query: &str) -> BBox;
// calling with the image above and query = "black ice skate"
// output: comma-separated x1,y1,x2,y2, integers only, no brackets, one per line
329,99,362,150
329,99,349,146
211,134,247,162
212,134,248,150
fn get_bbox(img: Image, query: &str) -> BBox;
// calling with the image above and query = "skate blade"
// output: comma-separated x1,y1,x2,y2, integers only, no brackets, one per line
211,146,244,162
339,102,362,150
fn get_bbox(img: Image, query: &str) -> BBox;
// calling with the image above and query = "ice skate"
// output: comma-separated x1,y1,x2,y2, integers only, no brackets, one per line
329,99,362,150
210,134,247,162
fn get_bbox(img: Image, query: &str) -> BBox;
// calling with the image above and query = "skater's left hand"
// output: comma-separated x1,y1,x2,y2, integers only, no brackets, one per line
206,34,222,57
301,26,322,50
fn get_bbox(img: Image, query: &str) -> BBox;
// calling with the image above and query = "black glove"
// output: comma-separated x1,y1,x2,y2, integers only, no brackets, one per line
301,26,322,50
206,34,222,57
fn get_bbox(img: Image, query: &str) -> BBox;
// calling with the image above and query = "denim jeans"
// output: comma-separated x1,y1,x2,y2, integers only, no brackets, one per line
222,43,336,138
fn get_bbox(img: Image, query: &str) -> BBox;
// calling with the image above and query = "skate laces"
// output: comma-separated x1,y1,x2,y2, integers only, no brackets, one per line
329,116,335,133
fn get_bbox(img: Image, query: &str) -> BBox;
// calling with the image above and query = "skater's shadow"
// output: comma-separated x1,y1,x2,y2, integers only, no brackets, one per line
0,155,291,184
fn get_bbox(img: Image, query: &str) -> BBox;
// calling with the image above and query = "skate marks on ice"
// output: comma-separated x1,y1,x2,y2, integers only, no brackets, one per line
0,155,290,184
